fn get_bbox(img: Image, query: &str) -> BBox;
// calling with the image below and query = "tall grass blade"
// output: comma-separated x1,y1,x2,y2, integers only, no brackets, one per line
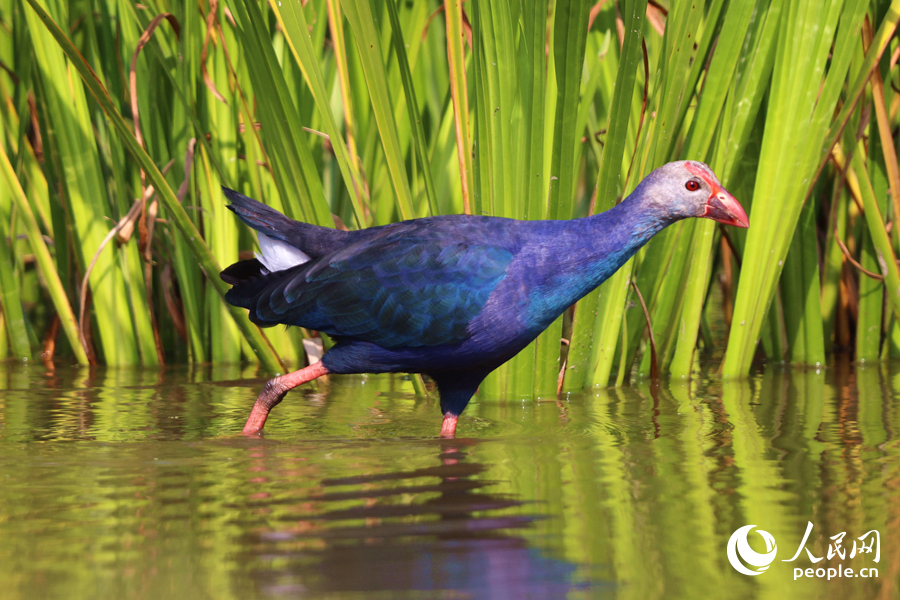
230,0,333,228
25,0,140,364
0,137,87,364
444,0,473,214
531,0,589,397
781,201,825,364
669,0,781,378
545,0,588,221
722,0,869,377
383,0,438,217
271,0,369,227
468,0,511,396
0,186,31,360
340,0,416,220
563,0,647,391
24,0,285,372
839,141,900,328
513,0,550,398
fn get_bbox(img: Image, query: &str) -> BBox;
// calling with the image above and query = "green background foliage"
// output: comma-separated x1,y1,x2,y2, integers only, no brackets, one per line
1,0,899,395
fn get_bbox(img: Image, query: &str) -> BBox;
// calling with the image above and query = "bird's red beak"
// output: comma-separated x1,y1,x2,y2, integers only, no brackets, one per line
702,186,749,228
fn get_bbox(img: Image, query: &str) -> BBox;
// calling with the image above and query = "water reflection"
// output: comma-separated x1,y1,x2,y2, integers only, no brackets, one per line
0,361,897,599
239,440,579,598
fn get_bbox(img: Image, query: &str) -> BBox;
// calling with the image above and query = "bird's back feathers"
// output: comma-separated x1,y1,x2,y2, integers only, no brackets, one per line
224,217,516,349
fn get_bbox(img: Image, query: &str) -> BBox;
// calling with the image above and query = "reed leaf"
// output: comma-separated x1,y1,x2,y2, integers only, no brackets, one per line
25,0,141,365
340,0,416,221
0,177,32,360
838,141,900,328
271,0,369,227
560,0,646,392
7,0,900,389
24,0,284,372
0,134,87,363
383,0,438,217
531,0,589,397
668,0,759,378
722,0,870,377
230,0,333,228
444,0,473,214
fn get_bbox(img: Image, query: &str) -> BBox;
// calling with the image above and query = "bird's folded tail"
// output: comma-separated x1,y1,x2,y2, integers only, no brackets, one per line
220,259,308,326
220,258,267,287
222,186,353,262
222,187,312,273
222,187,299,240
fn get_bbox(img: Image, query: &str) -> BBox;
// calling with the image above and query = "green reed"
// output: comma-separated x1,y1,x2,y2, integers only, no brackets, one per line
1,0,899,393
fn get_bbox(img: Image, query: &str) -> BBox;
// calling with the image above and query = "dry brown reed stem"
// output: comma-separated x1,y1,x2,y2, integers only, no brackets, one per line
326,0,368,216
631,280,659,382
129,13,182,364
624,38,650,192
862,16,900,252
805,10,899,211
830,146,885,281
78,190,148,364
201,0,227,103
445,0,472,214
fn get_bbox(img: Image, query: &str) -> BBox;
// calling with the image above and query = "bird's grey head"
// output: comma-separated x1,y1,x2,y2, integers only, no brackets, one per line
633,161,749,228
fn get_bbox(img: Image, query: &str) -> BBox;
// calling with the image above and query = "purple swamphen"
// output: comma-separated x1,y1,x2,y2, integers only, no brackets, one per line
221,161,748,437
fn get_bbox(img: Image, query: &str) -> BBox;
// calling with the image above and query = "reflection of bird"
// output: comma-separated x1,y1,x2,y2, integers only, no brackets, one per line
221,161,748,437
245,439,580,596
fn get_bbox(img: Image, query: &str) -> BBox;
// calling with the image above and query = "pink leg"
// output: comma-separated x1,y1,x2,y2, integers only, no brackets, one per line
243,362,329,435
440,413,458,438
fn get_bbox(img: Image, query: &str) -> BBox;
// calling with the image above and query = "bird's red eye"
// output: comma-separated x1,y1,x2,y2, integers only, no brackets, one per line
685,180,701,191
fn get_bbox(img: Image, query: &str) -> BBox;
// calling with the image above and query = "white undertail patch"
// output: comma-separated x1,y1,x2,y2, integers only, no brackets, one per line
255,231,311,273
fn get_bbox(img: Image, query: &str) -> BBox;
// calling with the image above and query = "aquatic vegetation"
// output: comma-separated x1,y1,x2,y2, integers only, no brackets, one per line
1,0,899,396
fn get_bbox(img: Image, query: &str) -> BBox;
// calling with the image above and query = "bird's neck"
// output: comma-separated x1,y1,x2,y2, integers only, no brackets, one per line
525,196,675,330
578,194,673,282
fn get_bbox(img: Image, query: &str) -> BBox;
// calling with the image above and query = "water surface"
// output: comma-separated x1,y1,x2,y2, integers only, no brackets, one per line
0,360,897,599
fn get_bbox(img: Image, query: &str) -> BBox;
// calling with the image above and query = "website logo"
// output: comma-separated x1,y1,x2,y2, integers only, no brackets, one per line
727,525,778,576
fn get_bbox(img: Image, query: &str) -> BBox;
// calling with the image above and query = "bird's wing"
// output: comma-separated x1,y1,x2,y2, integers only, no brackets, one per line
228,235,514,348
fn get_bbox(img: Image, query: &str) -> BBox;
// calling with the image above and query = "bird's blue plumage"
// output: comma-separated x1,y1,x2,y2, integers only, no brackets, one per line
221,161,746,421
224,203,658,379
240,231,514,348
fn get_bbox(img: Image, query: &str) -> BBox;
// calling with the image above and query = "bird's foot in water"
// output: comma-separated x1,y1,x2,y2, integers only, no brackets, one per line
243,362,329,435
440,413,458,439
243,382,288,435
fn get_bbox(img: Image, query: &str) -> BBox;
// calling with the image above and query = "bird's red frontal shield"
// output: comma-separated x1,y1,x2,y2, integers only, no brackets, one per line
685,162,749,228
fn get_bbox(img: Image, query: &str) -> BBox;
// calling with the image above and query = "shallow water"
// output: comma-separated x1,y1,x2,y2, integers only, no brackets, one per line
0,359,897,599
